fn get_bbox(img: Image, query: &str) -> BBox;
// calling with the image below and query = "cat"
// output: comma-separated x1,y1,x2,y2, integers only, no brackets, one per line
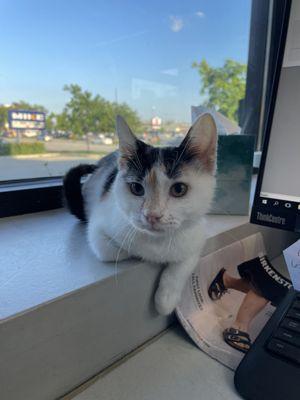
63,113,217,315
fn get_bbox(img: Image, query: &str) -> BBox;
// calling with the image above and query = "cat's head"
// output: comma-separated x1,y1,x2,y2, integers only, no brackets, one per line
114,114,217,235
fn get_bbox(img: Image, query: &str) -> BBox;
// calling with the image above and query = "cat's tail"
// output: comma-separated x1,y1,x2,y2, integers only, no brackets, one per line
63,164,97,222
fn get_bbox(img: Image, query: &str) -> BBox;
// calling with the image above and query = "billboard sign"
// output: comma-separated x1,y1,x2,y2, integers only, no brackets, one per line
8,110,46,131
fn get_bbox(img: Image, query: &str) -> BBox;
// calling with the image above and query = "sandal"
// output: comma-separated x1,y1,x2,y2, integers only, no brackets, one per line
223,327,252,353
208,268,227,300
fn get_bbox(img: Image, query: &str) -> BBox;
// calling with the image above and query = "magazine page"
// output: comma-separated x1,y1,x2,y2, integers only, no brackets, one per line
176,233,276,370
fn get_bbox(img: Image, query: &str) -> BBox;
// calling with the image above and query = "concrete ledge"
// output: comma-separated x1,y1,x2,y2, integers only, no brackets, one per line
1,261,172,400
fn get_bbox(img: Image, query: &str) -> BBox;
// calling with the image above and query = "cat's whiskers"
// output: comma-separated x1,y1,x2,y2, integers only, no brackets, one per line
132,148,143,172
126,147,143,173
106,219,128,248
166,228,176,255
170,133,193,176
167,149,179,177
114,225,135,286
127,226,137,254
129,157,142,174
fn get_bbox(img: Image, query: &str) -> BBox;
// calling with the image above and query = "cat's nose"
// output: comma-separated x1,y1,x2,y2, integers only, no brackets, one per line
144,212,162,225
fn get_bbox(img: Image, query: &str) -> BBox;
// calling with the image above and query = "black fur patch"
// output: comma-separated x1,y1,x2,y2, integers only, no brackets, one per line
124,140,158,181
63,164,97,222
102,167,118,196
125,138,197,180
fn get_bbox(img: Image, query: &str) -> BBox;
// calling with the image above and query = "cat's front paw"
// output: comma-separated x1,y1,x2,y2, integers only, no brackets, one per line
154,286,180,316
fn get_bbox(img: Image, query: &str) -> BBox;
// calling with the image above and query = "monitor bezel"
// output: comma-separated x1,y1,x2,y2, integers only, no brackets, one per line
250,0,294,231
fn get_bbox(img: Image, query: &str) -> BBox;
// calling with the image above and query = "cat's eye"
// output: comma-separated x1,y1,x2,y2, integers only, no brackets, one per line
170,182,188,198
129,182,145,196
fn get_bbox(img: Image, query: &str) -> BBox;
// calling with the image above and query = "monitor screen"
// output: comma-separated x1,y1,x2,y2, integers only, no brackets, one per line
251,0,300,232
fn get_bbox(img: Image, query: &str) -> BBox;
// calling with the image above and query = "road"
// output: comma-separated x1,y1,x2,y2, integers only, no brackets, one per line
45,139,116,154
0,139,116,181
0,154,103,180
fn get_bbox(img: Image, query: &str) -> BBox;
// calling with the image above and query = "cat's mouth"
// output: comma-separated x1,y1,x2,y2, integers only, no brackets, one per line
132,220,166,234
136,221,178,235
144,225,165,233
138,224,165,234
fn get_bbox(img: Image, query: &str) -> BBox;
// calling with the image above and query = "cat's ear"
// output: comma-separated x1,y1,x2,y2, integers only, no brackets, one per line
180,113,217,173
116,115,137,154
116,115,138,168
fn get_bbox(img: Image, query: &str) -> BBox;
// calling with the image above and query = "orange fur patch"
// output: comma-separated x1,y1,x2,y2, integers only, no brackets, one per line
146,168,157,187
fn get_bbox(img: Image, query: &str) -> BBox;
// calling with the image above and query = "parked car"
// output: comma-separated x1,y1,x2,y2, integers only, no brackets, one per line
52,131,72,139
102,137,113,145
92,136,113,145
37,133,52,142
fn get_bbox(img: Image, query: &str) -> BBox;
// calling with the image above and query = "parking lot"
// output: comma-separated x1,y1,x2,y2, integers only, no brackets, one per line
44,139,116,154
0,139,116,181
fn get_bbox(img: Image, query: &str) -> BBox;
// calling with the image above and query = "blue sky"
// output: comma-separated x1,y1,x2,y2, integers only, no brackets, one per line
0,0,251,122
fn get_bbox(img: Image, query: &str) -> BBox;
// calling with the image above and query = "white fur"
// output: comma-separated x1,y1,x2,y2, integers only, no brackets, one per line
83,114,217,315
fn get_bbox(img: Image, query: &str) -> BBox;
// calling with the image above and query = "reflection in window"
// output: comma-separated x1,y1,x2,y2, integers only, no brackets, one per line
0,0,251,181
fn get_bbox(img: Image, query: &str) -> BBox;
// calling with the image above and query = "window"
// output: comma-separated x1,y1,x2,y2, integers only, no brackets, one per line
1,0,279,217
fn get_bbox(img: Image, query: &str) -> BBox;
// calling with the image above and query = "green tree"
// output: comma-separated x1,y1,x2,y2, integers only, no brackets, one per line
63,84,101,136
11,101,47,113
0,106,7,131
192,58,246,122
46,112,56,131
62,84,141,137
55,111,70,132
113,102,142,133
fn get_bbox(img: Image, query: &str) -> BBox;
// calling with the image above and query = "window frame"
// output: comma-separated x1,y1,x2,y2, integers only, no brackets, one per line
0,0,282,218
0,177,63,218
240,0,291,151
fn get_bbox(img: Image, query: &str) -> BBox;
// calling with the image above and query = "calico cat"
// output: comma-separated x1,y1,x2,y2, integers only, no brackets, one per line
63,113,217,315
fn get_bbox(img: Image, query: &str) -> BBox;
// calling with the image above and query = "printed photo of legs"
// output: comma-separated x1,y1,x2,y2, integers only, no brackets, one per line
208,255,292,353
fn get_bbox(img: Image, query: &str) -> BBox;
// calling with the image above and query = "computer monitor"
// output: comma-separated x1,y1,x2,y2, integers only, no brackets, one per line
251,0,300,232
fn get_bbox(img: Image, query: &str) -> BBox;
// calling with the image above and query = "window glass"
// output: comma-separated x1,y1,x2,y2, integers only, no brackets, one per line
0,0,251,181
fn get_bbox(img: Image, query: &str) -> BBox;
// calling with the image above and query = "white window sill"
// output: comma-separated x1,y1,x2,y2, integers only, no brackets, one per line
0,208,249,321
